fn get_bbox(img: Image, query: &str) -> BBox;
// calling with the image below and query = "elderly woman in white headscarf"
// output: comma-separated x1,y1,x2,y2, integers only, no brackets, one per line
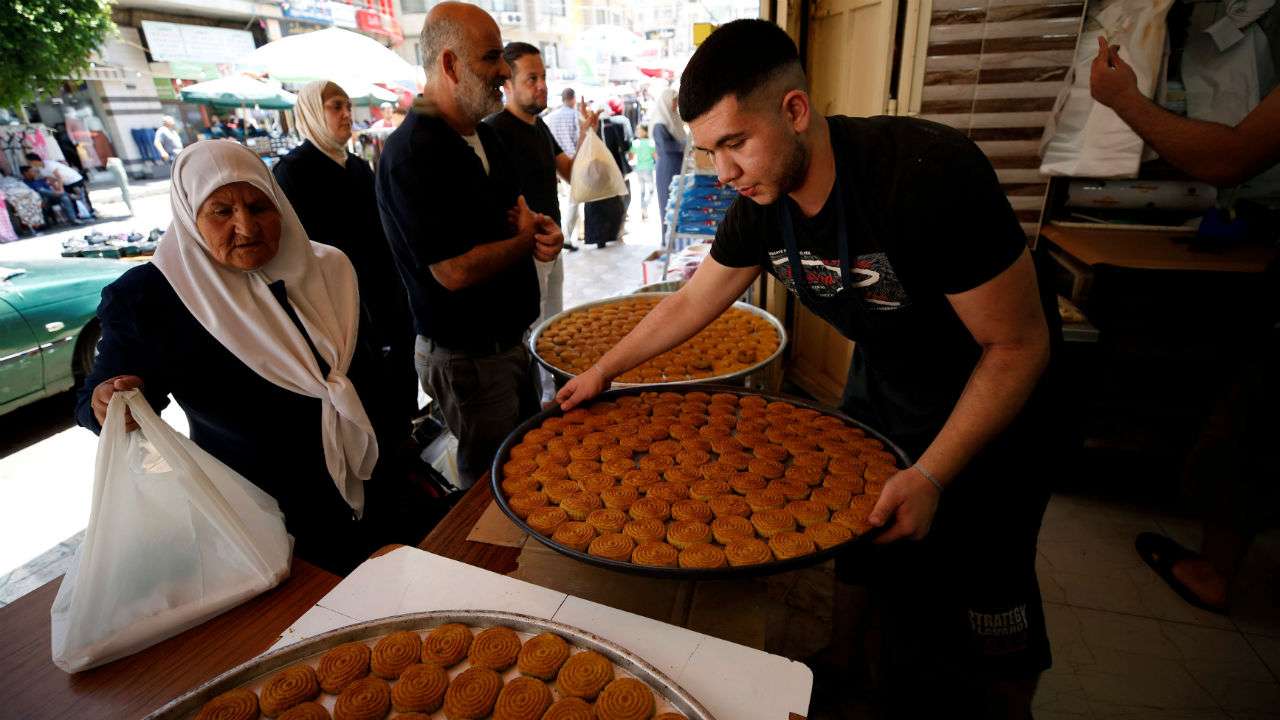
651,87,688,240
77,140,435,574
273,80,415,441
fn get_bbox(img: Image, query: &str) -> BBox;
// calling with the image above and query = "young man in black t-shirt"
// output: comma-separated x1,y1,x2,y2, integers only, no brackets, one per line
557,19,1059,719
485,42,596,323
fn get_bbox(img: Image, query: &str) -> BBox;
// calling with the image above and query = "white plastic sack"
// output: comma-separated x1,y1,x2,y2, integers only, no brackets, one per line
1039,0,1176,177
422,430,461,490
50,390,292,673
570,131,629,203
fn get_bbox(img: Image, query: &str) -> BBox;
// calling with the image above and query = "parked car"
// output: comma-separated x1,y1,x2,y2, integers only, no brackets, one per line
0,258,129,416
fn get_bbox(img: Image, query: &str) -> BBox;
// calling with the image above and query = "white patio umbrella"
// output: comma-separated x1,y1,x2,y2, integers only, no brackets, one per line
236,28,422,89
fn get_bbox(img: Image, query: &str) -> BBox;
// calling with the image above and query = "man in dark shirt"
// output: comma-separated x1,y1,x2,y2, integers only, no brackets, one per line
376,1,564,489
484,42,595,324
557,19,1059,718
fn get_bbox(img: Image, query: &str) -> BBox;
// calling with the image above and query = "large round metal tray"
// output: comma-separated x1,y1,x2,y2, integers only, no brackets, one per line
491,383,913,580
145,610,715,719
528,292,788,388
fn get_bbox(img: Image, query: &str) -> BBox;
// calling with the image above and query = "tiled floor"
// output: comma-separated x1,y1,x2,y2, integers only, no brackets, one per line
1,194,1276,717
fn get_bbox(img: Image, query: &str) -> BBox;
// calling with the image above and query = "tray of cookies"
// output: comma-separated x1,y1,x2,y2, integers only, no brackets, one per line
491,384,912,580
146,610,714,720
528,293,787,387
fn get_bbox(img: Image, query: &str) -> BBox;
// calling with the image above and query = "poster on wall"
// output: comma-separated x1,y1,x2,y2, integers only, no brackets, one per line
141,21,256,65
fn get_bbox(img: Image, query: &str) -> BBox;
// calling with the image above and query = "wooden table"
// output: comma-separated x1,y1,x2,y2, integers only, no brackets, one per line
418,474,519,573
0,559,339,719
1040,224,1277,303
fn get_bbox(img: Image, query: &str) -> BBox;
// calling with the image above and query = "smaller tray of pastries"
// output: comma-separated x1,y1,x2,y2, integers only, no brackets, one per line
529,293,786,386
492,385,911,579
148,610,713,720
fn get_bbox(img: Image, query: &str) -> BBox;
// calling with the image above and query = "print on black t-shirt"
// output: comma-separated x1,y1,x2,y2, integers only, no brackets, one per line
766,249,911,309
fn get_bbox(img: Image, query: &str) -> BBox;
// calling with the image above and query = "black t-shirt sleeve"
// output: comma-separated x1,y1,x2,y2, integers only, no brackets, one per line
910,137,1027,295
709,197,766,269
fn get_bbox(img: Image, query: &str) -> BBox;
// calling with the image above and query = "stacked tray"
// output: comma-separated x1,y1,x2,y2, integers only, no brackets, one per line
147,610,713,719
492,385,912,580
528,293,787,387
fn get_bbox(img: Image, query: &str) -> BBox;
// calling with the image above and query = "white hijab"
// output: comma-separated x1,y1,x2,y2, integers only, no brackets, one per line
152,140,377,517
295,81,349,166
653,87,687,145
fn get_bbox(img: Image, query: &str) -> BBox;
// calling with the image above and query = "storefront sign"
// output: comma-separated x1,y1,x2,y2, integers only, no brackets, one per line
327,1,358,28
282,0,334,25
355,9,403,44
355,9,385,34
281,20,323,36
142,21,256,64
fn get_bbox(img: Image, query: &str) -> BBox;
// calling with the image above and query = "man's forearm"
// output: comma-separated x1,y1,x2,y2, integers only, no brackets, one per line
430,233,530,290
1109,93,1250,186
914,342,1049,486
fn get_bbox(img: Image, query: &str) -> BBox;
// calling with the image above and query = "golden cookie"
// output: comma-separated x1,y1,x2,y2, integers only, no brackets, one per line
195,688,259,720
632,541,679,567
594,677,657,720
391,663,449,714
556,650,615,700
769,530,817,560
422,623,473,667
261,664,320,717
517,632,570,680
679,543,728,569
333,676,391,720
443,667,502,720
469,626,521,671
317,641,371,694
371,630,421,679
588,532,636,562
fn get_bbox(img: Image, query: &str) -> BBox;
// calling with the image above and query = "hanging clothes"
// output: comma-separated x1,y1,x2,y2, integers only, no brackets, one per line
1182,0,1277,126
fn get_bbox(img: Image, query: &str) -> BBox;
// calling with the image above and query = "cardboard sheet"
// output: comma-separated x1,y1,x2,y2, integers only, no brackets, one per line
464,500,528,548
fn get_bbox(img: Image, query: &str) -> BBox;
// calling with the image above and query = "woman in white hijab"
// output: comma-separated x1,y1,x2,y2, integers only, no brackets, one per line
273,80,416,440
651,87,689,239
78,139,432,574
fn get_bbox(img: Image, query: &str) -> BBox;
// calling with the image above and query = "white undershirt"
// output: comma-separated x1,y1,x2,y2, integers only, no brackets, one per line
462,132,489,175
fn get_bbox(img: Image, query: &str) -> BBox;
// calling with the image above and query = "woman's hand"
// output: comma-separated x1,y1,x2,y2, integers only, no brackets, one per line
91,375,144,431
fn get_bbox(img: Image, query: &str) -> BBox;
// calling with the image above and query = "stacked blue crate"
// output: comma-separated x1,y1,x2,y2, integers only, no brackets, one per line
665,172,738,251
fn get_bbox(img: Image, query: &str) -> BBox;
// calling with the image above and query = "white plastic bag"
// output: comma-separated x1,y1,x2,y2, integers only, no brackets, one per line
570,131,629,203
50,390,292,673
1039,0,1176,178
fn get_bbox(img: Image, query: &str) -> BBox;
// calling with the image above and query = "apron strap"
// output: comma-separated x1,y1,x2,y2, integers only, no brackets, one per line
778,171,852,304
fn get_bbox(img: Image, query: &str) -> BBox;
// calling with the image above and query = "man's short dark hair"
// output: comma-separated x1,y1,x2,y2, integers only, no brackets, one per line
24,152,41,162
503,42,540,71
561,88,575,103
678,19,806,123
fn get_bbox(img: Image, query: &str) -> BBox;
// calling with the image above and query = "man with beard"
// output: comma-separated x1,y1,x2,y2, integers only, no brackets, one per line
556,20,1060,719
376,1,564,489
484,42,597,325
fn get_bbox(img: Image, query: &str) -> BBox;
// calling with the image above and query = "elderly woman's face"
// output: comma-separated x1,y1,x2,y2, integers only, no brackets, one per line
323,87,353,144
196,182,281,271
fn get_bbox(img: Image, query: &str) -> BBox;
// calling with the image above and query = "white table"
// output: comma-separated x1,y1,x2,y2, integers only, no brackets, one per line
271,546,813,720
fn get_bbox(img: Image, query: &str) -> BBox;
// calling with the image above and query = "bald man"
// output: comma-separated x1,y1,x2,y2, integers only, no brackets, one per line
376,1,564,489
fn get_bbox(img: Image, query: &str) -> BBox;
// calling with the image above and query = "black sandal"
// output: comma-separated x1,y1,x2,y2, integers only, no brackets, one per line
1134,532,1228,615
